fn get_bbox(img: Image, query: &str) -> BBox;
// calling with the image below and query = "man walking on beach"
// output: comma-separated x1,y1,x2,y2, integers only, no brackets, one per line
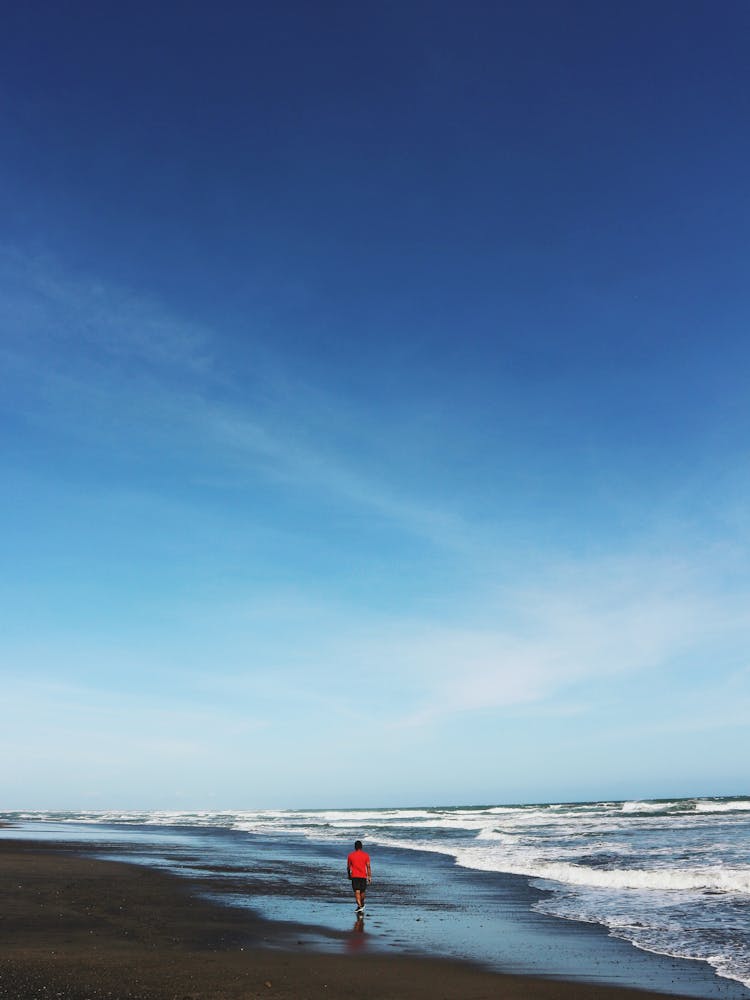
347,840,372,913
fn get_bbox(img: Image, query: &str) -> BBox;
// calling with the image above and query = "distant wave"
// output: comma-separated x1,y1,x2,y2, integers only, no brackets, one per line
621,798,750,815
694,800,750,813
621,801,678,813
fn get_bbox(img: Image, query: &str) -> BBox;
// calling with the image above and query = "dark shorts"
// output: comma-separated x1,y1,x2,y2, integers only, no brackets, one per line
351,877,368,891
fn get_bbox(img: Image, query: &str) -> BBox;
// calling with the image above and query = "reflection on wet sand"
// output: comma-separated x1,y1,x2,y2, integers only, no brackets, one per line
347,913,366,952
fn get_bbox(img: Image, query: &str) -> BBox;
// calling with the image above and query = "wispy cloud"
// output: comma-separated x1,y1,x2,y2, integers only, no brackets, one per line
1,248,471,547
203,406,470,545
385,551,750,726
144,546,750,732
0,245,212,373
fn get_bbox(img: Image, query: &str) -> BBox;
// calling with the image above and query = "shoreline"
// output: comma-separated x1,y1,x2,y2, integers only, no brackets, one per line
0,837,715,1000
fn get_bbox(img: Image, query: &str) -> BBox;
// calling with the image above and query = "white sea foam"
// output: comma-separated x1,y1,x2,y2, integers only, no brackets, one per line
371,834,750,896
535,889,750,989
534,862,750,894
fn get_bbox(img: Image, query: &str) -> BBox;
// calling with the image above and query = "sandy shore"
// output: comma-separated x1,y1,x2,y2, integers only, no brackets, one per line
0,838,706,1000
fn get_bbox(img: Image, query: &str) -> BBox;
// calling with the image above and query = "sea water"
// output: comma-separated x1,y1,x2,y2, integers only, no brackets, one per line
3,797,749,992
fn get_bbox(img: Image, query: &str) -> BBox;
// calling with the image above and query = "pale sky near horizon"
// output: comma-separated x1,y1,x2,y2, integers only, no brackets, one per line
2,1,749,809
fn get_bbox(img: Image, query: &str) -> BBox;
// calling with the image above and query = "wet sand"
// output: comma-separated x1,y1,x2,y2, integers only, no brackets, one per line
0,838,703,1000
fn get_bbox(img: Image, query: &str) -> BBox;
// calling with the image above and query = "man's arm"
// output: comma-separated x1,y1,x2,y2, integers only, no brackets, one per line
366,860,372,883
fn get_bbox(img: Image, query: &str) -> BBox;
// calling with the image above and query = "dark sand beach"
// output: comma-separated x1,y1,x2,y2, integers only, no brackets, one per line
0,838,710,1000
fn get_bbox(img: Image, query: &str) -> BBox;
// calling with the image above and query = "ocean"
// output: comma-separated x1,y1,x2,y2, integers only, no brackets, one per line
3,796,749,996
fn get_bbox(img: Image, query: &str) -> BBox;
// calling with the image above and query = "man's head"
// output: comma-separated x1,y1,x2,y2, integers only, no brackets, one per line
355,840,363,851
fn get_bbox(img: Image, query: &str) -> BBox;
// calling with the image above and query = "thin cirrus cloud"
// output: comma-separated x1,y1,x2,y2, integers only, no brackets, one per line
374,564,750,727
2,248,472,548
155,543,750,733
0,247,211,373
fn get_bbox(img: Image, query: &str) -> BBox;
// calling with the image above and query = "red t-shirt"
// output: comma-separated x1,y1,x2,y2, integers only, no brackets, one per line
347,849,370,879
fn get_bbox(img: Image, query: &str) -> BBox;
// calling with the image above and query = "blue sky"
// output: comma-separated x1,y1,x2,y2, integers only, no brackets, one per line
2,1,749,808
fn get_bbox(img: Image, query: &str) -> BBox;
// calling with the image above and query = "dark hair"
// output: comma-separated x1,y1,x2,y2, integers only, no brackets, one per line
355,840,363,850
